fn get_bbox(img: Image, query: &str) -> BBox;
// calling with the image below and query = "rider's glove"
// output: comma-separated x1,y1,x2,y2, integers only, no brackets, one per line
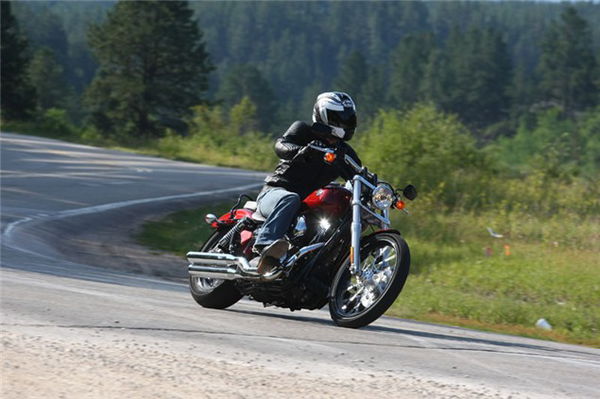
293,142,322,163
361,166,377,184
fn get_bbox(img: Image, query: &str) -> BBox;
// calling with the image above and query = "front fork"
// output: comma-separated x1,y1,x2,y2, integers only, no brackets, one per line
349,176,390,276
350,178,362,275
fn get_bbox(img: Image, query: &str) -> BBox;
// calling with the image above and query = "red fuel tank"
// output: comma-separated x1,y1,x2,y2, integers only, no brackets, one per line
303,184,352,217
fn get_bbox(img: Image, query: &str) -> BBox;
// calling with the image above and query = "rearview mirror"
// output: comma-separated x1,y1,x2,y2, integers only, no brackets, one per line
403,184,417,201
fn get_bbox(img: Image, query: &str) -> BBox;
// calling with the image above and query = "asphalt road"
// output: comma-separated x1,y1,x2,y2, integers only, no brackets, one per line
1,132,599,398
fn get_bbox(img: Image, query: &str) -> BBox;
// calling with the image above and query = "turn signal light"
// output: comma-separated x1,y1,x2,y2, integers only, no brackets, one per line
324,152,336,163
394,200,405,210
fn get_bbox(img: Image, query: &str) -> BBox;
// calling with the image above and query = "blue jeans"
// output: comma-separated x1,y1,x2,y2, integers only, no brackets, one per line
254,187,301,247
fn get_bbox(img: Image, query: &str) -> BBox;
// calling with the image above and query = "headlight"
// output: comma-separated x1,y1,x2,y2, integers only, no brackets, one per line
372,184,394,210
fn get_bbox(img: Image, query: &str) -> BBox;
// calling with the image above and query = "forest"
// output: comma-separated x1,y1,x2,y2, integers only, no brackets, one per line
2,0,599,345
3,0,599,191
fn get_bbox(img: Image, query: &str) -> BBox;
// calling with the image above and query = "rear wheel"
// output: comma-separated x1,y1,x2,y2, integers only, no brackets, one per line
189,229,243,309
329,232,410,328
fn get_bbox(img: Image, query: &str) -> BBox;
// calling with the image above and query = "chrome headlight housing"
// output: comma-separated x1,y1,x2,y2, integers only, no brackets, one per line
371,184,394,210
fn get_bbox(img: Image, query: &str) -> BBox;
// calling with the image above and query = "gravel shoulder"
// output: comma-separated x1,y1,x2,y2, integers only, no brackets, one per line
2,322,510,399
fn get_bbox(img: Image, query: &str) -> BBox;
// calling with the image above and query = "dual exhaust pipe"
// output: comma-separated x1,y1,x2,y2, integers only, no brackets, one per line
187,243,324,282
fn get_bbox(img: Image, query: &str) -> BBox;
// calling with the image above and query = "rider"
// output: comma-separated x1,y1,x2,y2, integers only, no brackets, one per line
252,91,362,274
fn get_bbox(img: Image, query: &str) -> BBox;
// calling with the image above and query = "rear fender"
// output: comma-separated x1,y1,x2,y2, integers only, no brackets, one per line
211,208,254,229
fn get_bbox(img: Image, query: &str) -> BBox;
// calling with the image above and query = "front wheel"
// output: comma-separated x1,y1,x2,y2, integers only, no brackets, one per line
189,229,243,309
329,232,410,328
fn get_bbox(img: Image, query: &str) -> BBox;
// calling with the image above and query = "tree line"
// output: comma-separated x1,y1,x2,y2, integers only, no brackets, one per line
2,1,599,167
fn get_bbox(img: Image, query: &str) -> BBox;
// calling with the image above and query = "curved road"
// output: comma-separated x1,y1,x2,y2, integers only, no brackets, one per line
1,133,598,398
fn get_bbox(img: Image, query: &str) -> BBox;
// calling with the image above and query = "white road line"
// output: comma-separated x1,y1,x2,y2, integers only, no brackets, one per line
0,169,266,179
2,182,263,255
49,182,263,219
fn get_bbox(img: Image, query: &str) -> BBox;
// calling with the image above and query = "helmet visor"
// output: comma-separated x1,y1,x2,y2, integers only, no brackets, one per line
326,108,357,130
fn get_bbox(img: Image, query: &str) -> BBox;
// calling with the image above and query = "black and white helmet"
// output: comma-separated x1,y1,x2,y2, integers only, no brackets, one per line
312,92,357,141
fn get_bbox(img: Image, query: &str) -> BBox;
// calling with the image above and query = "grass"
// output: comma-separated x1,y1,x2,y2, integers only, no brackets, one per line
388,245,599,346
137,203,234,256
389,208,600,347
137,201,600,348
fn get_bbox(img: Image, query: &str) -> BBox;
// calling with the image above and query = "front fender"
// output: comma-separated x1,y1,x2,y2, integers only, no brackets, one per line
362,229,402,241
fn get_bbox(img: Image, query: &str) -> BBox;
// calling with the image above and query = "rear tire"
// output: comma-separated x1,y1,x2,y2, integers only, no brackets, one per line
189,229,243,309
329,232,410,328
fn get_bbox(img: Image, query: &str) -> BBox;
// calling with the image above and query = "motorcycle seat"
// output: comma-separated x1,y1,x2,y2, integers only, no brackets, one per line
243,200,266,222
251,211,267,222
243,201,258,211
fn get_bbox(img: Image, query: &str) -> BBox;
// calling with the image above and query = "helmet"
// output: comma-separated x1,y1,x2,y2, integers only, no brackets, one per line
312,92,357,141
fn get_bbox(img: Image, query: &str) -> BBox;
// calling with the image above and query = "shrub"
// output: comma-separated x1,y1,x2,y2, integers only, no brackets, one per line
36,108,77,138
151,97,278,170
357,104,491,209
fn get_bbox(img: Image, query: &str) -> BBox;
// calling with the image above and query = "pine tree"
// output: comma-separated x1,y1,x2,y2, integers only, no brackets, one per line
334,51,368,103
359,65,387,119
1,1,36,120
434,27,512,128
389,33,434,108
537,6,598,114
28,47,70,112
217,64,275,131
85,0,213,138
421,47,451,108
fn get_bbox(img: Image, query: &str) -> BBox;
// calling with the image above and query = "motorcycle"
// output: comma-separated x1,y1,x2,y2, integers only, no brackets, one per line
186,143,417,328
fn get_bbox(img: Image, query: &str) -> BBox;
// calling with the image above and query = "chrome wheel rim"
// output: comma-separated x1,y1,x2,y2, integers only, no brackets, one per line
336,243,397,317
191,276,224,291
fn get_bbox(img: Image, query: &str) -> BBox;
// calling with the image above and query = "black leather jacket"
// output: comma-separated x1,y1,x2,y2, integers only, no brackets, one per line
263,121,362,199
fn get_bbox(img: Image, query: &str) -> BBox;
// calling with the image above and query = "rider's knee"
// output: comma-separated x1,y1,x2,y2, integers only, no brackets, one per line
285,192,301,210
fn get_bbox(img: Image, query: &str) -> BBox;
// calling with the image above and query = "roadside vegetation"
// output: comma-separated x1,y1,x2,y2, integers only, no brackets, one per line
2,2,598,346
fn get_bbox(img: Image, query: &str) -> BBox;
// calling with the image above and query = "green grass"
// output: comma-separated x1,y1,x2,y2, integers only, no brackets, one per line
137,202,600,348
389,243,599,345
137,203,233,256
389,208,600,347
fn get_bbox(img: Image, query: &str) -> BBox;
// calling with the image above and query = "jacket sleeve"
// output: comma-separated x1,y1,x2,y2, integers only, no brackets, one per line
274,121,313,160
274,138,303,160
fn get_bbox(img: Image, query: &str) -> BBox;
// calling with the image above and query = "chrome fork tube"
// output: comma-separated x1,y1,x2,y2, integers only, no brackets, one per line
350,177,362,275
382,208,391,229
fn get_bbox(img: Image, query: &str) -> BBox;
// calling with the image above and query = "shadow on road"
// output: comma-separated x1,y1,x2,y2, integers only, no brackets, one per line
227,307,595,357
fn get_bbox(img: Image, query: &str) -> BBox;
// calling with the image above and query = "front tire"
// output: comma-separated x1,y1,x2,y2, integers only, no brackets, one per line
329,232,410,328
189,229,243,309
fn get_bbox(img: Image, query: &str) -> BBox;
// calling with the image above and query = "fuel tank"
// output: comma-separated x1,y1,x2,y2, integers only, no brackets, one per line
303,184,352,217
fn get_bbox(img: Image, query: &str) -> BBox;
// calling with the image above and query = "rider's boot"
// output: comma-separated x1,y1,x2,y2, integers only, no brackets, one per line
251,239,289,275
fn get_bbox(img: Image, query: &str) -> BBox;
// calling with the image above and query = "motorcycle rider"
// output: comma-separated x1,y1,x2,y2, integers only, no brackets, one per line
252,91,361,274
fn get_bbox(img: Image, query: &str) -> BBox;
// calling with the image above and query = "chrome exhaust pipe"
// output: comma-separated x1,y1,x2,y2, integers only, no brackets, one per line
187,252,260,280
187,242,325,282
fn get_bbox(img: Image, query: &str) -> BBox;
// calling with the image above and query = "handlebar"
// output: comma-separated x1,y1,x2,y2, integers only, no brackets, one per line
306,143,363,174
306,143,416,208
